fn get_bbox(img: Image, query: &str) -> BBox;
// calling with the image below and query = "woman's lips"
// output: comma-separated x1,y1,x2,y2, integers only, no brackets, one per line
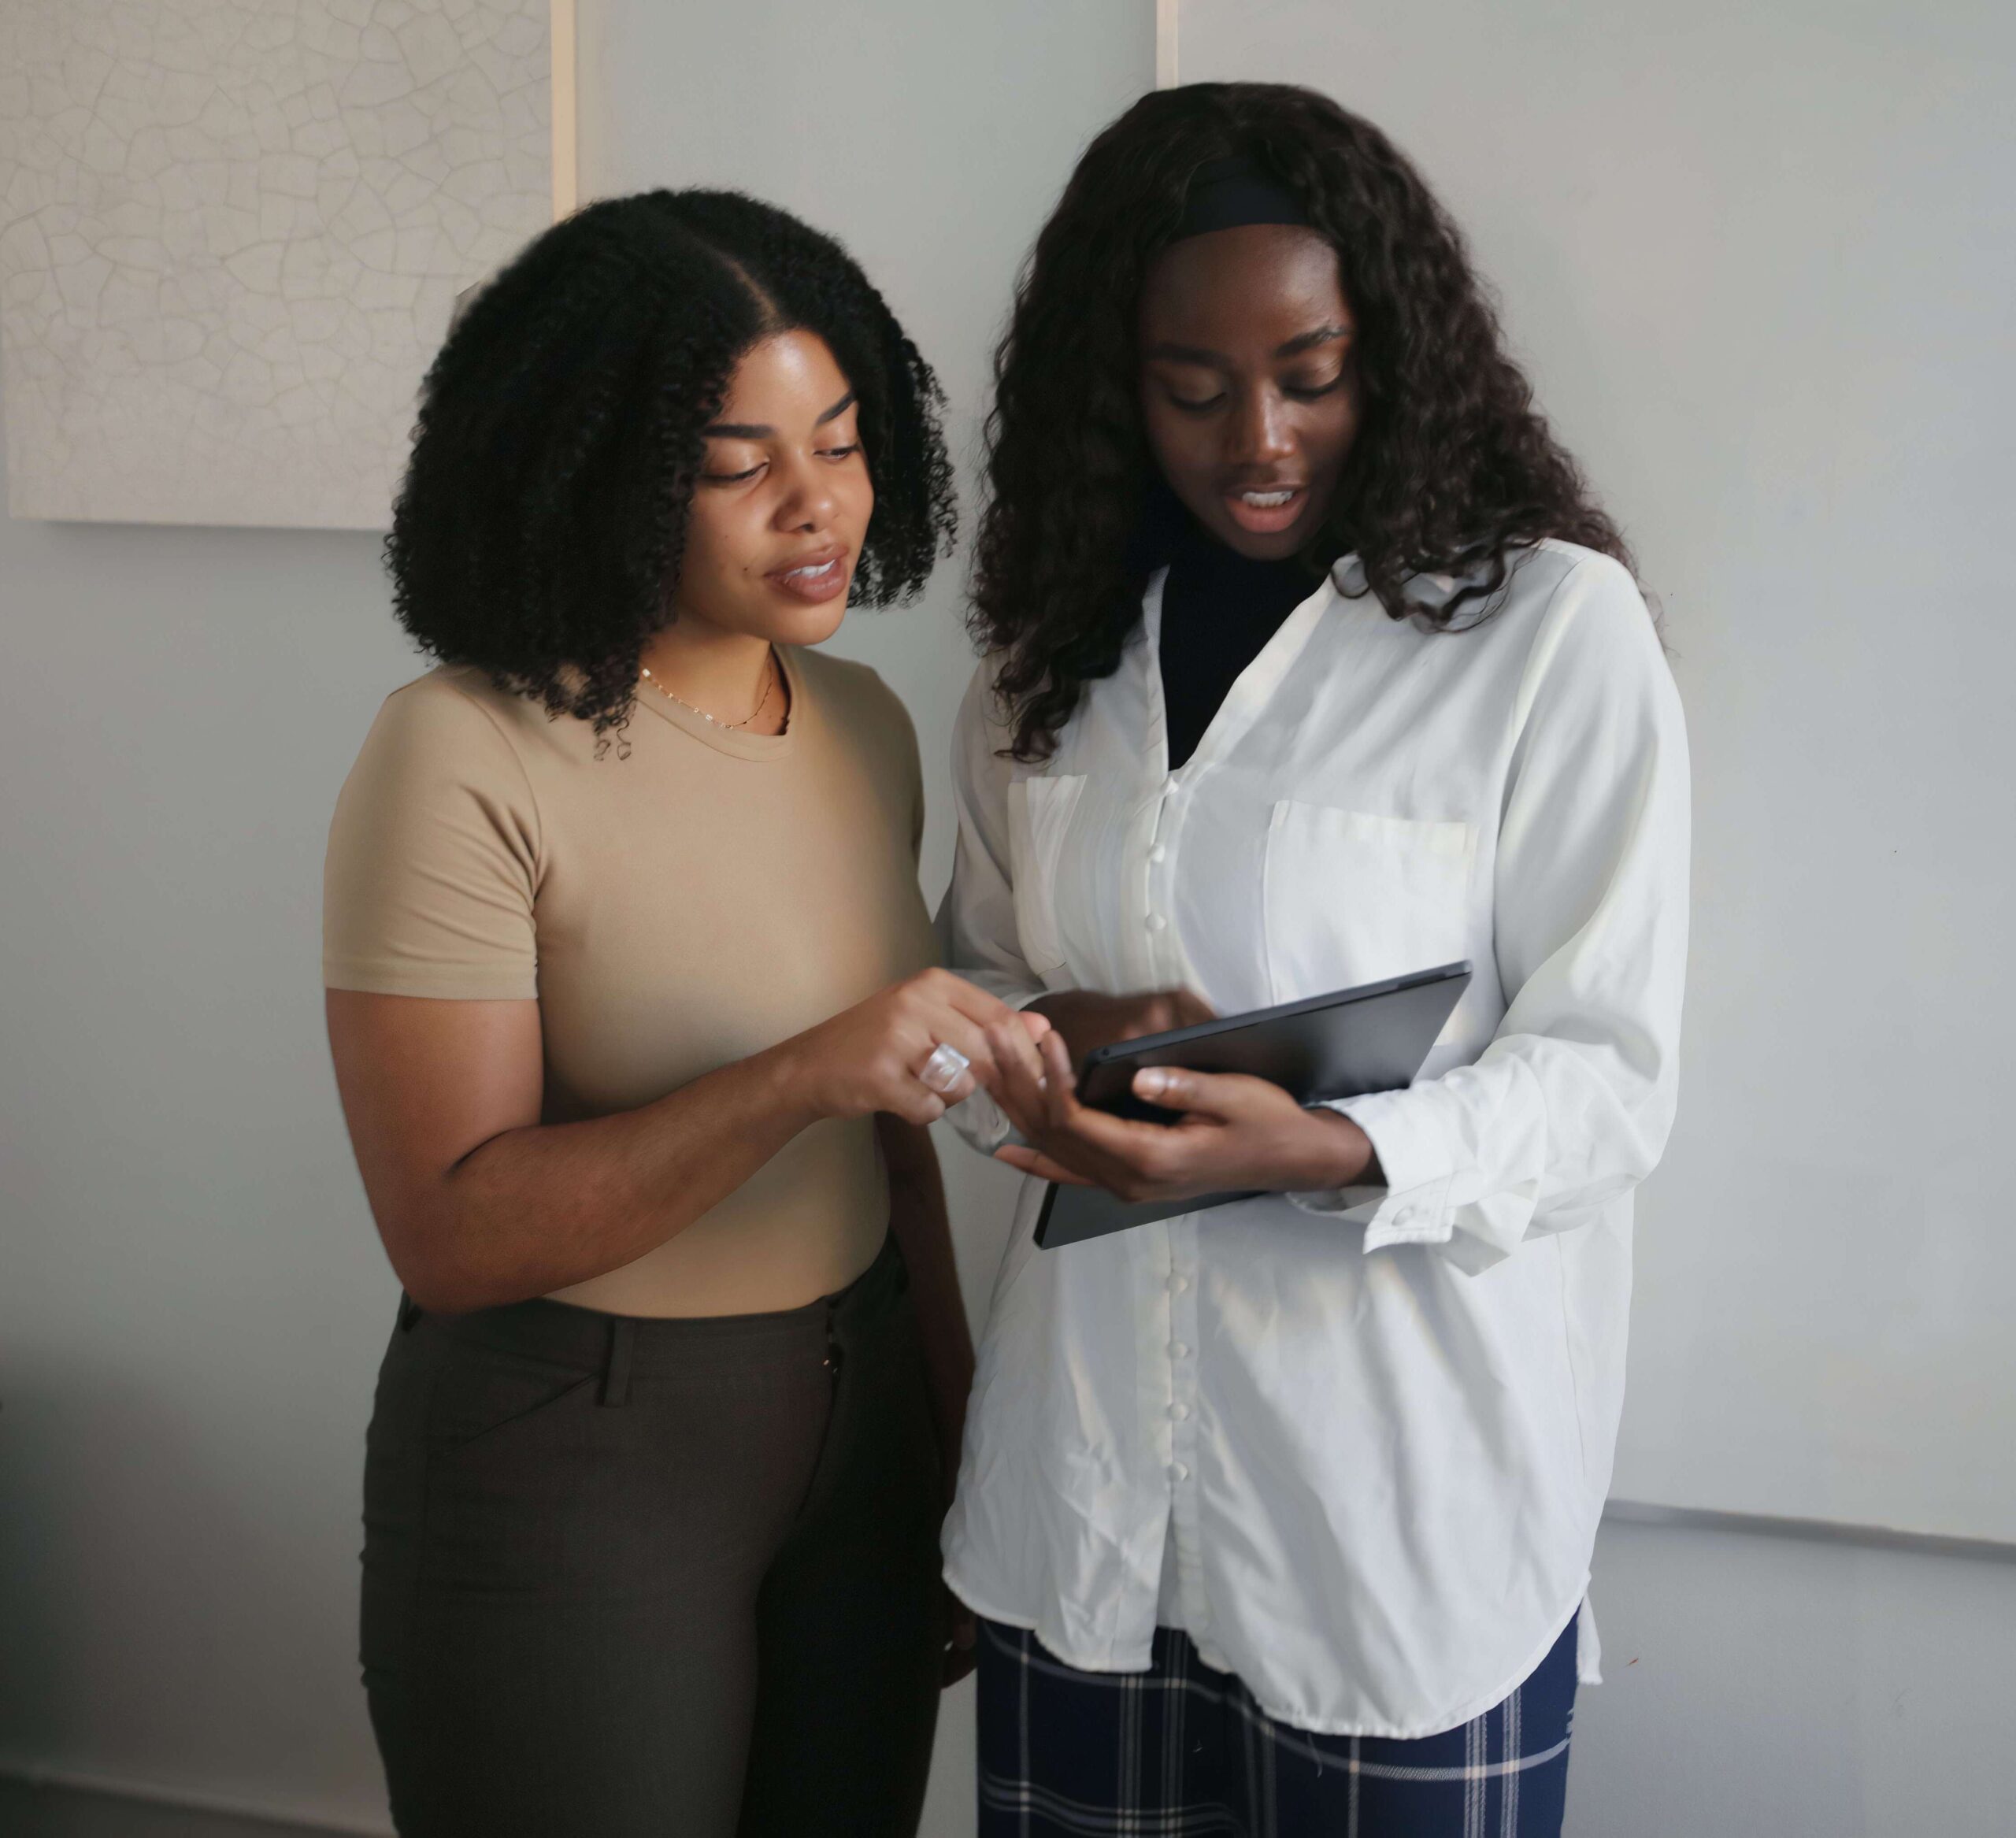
767,549,850,602
1221,485,1306,535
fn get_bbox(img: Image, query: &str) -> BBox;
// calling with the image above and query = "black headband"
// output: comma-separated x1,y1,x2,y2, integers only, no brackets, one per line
1173,154,1310,241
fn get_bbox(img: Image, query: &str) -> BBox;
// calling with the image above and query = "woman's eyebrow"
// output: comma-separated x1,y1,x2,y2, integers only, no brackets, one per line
1142,341,1227,368
703,390,857,440
1273,324,1351,358
1143,325,1351,368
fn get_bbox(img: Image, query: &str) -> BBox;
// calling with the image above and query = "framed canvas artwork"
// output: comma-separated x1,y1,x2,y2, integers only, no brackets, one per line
0,0,573,528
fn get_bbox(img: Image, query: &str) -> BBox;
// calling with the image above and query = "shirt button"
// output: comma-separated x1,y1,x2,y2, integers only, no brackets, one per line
1148,845,1167,864
1169,1462,1190,1482
1169,1402,1191,1421
1168,1273,1188,1294
1164,776,1179,795
1169,1341,1189,1360
1146,913,1166,932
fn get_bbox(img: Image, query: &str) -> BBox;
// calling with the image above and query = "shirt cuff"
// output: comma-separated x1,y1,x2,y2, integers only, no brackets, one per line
1288,1087,1460,1251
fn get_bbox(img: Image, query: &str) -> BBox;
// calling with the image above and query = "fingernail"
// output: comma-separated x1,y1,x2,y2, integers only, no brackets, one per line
1135,1068,1169,1097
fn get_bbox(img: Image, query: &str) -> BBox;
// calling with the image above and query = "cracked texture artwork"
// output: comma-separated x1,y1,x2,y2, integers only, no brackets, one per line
0,0,553,528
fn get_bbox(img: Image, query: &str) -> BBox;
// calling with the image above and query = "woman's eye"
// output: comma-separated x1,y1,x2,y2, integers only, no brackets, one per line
1285,374,1346,400
702,463,765,484
819,443,862,461
1167,391,1225,414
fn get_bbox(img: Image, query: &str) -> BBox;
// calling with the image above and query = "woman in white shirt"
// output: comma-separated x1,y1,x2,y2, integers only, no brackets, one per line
939,83,1688,1838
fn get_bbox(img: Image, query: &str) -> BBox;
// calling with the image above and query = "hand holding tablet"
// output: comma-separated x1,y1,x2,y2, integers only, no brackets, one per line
988,963,1471,1248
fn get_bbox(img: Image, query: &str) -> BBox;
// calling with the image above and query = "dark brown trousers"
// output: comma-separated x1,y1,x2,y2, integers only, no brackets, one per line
359,1233,945,1836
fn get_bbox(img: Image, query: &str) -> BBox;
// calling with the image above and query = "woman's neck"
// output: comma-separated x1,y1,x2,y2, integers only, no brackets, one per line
639,616,787,736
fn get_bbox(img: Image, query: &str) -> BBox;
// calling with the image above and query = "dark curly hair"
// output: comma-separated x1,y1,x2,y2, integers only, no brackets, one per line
972,83,1636,760
387,189,956,737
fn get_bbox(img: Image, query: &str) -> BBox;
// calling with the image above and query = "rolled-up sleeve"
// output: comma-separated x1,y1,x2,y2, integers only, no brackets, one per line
1298,558,1690,1273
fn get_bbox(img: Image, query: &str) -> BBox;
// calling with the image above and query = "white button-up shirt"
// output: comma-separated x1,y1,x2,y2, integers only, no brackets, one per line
937,539,1689,1737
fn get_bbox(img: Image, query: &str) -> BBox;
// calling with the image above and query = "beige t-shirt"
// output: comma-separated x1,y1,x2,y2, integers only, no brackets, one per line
323,646,938,1317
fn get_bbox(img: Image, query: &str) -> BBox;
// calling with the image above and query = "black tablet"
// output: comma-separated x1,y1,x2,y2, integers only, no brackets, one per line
1034,961,1471,1249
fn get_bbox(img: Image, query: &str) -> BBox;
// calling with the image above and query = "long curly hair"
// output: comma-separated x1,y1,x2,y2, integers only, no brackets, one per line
972,83,1635,761
387,189,956,737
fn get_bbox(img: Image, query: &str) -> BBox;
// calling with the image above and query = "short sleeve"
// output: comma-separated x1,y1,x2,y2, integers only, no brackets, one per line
322,675,542,999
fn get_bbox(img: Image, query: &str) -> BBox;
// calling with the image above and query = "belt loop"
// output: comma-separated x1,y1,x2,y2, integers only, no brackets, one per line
396,1292,421,1333
599,1317,635,1407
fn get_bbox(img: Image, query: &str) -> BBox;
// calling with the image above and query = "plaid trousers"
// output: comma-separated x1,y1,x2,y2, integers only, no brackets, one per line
976,1613,1578,1838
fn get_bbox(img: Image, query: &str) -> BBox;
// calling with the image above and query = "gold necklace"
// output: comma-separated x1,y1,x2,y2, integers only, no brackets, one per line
639,650,780,732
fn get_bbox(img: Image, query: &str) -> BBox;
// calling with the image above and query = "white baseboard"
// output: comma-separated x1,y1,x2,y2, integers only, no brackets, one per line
1603,1497,2016,1562
0,1762,388,1838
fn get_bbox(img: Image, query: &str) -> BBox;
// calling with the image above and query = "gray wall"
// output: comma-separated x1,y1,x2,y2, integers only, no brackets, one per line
4,3,2013,1836
0,508,413,1825
1570,1522,2014,1838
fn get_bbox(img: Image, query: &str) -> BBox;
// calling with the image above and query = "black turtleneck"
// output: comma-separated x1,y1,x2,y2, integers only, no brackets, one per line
1157,519,1321,771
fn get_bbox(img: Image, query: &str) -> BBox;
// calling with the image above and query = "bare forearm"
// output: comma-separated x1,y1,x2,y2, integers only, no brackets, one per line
338,970,1028,1316
403,1045,813,1311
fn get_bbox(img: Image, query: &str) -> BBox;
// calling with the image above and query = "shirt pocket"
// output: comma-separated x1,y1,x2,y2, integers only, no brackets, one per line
1261,802,1477,1004
1006,774,1088,982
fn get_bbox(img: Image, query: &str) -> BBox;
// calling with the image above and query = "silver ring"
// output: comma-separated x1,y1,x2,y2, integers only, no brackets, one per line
918,1042,971,1095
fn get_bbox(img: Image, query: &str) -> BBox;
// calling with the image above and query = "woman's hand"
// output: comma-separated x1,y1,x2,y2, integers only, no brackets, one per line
984,1022,1377,1202
776,969,1051,1127
1028,987,1216,1069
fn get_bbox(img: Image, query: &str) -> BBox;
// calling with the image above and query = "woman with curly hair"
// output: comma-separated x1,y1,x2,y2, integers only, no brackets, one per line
322,189,1037,1835
940,84,1689,1836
